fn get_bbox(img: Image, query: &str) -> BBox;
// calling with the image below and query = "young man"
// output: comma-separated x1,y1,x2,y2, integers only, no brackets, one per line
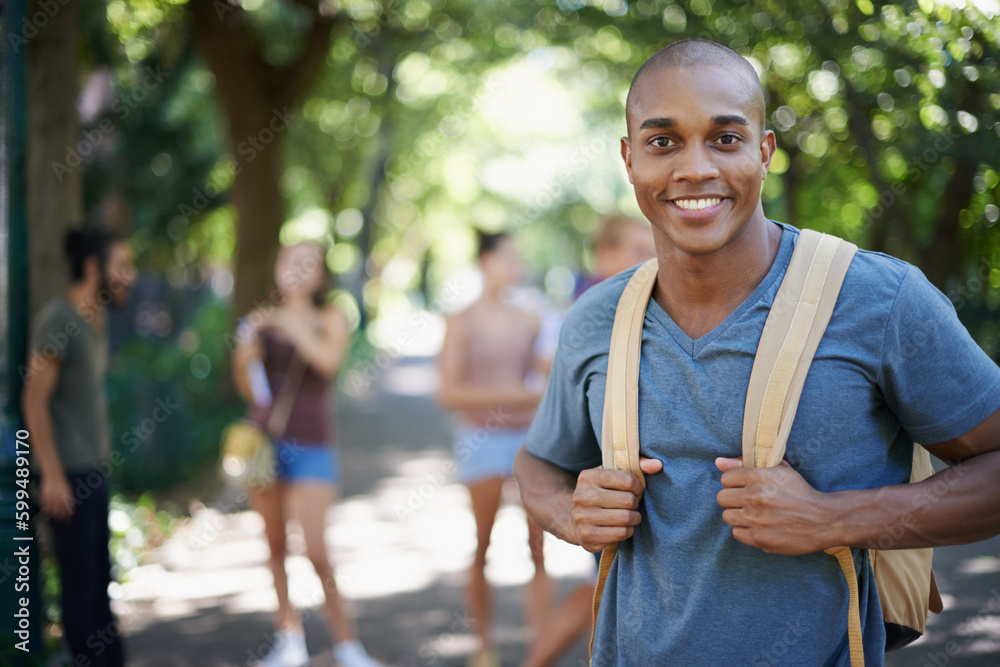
514,38,1000,665
22,228,136,667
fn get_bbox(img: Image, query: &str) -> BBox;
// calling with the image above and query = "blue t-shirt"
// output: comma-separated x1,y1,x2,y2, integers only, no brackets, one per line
525,221,1000,666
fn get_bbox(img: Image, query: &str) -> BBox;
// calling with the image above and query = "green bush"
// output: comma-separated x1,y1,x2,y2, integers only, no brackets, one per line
106,298,243,493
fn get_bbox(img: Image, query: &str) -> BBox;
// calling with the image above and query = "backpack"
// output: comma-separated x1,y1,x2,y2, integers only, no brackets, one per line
591,229,942,666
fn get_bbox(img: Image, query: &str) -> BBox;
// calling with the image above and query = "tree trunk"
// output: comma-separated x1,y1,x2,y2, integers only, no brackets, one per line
920,158,976,289
228,110,286,317
187,0,335,318
26,0,81,317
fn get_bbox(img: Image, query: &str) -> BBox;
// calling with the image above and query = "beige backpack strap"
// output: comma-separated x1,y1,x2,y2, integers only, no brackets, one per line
743,229,863,665
591,258,658,662
742,229,858,467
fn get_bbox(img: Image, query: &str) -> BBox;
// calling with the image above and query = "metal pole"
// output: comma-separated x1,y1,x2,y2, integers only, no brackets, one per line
2,0,45,663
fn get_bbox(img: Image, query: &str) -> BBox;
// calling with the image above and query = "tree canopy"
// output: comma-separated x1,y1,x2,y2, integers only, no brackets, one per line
63,0,1000,488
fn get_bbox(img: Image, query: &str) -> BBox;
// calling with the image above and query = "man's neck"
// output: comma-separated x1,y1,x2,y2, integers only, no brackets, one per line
652,217,782,340
67,281,103,329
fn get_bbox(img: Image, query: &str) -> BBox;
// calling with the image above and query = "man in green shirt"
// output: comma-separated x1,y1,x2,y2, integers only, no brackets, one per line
22,228,135,667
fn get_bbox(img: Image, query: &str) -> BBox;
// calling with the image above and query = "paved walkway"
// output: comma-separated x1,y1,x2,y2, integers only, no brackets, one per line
114,357,1000,666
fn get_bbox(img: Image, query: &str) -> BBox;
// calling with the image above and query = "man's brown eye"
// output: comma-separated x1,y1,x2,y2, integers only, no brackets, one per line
719,134,739,145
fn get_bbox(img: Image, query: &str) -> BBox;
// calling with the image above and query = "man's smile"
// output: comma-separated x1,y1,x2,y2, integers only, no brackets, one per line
668,196,729,217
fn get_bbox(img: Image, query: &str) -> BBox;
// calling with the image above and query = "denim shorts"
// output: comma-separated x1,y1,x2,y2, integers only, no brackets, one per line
273,440,340,485
452,423,529,485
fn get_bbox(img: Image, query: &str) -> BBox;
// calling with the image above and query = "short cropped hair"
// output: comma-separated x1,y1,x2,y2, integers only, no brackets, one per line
625,38,765,136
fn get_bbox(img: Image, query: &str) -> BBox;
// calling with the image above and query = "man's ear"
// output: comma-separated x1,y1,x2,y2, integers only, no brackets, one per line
621,137,634,185
759,129,777,180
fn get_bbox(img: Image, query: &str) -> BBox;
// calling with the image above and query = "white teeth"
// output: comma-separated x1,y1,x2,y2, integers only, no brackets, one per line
674,197,722,211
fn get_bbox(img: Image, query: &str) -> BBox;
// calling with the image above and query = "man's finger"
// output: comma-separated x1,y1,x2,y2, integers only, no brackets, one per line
715,488,745,509
596,488,642,510
577,486,640,511
588,468,644,495
638,456,663,475
720,508,748,528
576,507,642,528
718,467,751,489
731,526,755,548
579,525,637,551
715,456,743,472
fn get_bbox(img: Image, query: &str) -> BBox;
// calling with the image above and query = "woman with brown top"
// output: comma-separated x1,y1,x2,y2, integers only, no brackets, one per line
232,242,379,667
438,231,552,667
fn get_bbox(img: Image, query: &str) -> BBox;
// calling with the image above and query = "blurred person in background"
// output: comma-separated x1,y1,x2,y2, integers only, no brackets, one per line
524,215,653,667
232,242,380,667
22,227,136,667
574,215,656,298
438,230,551,667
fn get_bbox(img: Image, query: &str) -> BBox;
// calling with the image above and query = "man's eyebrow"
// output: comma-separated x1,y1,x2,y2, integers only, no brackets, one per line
713,114,749,127
638,117,673,131
637,115,750,131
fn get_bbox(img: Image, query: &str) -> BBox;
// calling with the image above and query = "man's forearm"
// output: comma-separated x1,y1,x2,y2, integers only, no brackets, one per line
829,450,1000,550
513,446,581,545
23,402,65,481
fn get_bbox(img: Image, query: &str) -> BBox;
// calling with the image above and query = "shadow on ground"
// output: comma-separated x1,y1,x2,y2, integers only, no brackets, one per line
112,357,999,667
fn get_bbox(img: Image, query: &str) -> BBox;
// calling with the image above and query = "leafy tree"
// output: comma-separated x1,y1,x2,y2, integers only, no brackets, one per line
57,0,1000,489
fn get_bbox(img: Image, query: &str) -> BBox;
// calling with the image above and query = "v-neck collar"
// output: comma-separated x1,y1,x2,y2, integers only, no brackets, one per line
644,222,794,358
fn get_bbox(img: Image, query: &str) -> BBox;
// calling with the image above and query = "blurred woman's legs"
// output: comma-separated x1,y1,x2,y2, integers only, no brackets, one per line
251,480,311,667
466,476,505,657
250,481,298,632
285,480,357,642
525,518,553,639
523,582,594,667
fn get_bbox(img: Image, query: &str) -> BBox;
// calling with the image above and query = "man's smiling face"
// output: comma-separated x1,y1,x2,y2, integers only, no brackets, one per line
622,64,775,256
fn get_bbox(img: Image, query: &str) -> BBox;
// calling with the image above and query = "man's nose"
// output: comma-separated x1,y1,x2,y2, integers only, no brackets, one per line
671,143,721,183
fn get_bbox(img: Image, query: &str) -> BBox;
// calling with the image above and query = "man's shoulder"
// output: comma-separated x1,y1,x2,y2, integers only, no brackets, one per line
839,246,921,316
32,299,77,331
847,247,912,284
780,224,915,307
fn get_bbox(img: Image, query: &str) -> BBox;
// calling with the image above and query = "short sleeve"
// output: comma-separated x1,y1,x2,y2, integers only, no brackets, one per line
29,305,71,364
524,317,604,473
879,266,1000,444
